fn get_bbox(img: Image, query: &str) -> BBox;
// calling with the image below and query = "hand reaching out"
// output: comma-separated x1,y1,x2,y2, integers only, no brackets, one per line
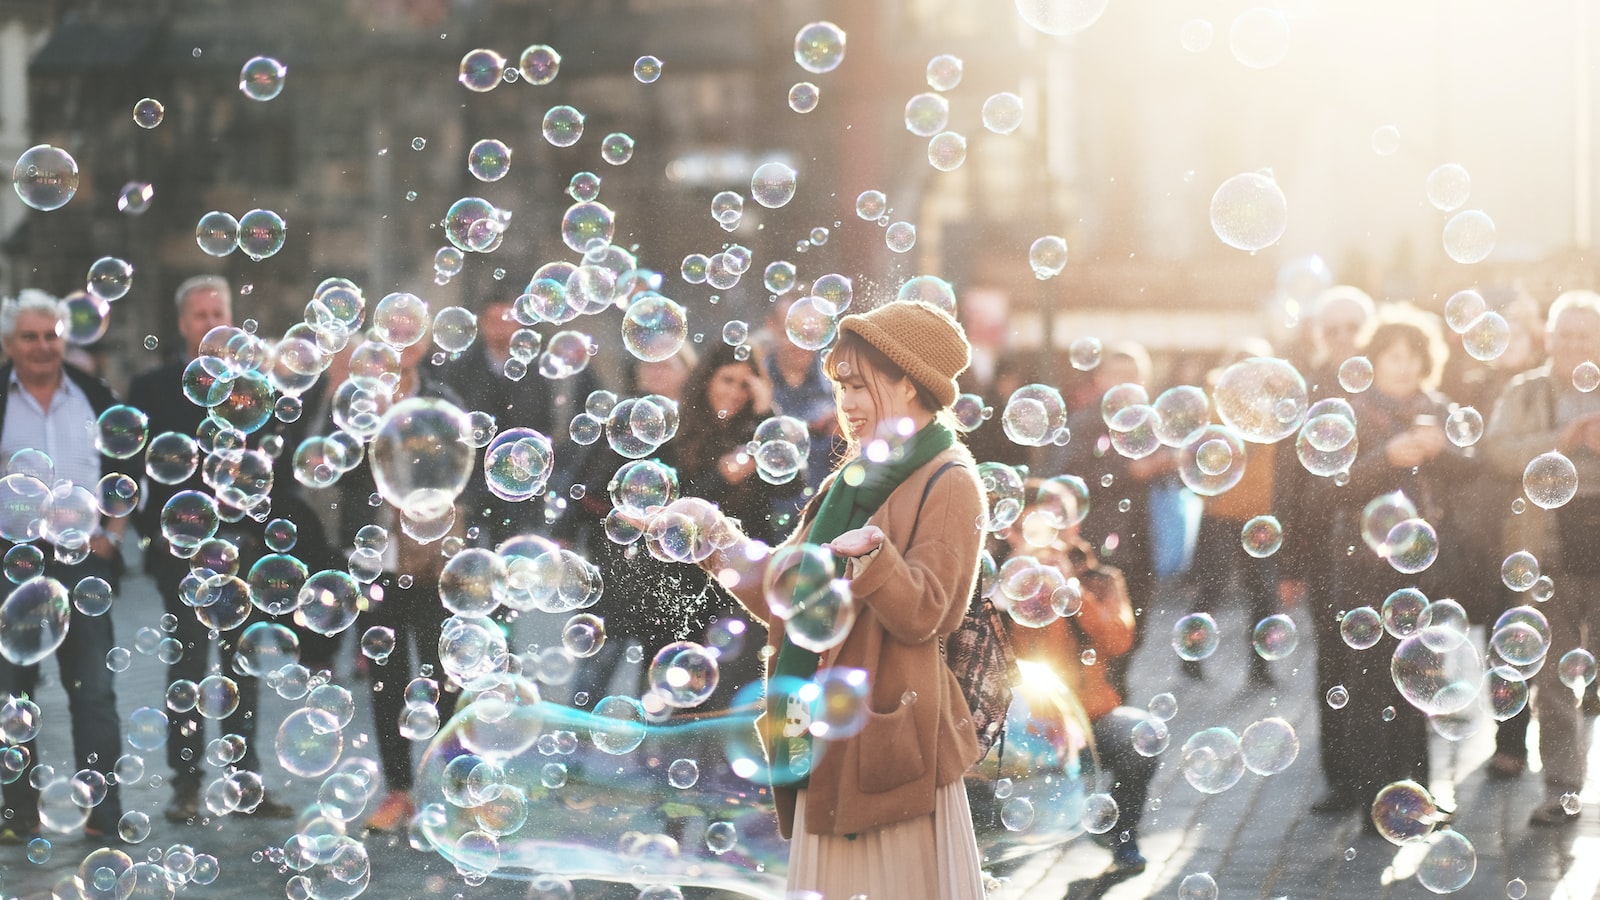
825,525,885,558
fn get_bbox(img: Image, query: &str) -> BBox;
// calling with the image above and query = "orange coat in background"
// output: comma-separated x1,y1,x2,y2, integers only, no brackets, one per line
1007,538,1135,722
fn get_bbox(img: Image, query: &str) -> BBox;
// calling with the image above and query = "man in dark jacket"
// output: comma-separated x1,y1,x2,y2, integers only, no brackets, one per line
0,290,128,843
126,275,293,823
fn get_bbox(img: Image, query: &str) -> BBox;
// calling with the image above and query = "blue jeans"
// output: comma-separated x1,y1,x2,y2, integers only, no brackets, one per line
0,554,123,832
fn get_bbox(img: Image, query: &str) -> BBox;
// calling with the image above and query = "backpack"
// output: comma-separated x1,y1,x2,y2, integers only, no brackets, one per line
910,461,1018,758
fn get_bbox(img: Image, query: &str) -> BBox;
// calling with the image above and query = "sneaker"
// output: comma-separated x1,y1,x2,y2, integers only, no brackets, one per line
1110,841,1147,875
362,791,415,834
1529,797,1579,827
164,782,201,824
246,792,295,819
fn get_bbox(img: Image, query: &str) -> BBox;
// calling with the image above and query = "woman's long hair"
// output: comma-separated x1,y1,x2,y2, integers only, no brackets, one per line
670,341,766,482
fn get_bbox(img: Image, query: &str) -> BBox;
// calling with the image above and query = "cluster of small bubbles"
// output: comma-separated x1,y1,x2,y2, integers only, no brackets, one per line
1209,171,1288,251
1524,450,1578,509
1181,727,1245,794
1444,209,1497,264
1172,612,1220,662
1028,236,1068,279
1251,614,1297,661
239,56,287,101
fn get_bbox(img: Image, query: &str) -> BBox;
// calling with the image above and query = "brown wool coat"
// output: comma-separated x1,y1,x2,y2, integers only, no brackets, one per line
722,444,986,839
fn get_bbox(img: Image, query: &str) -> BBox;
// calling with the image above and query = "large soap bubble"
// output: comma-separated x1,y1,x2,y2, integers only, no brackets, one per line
1013,0,1109,35
1391,626,1483,716
1209,172,1287,251
369,397,474,521
0,576,70,666
1212,357,1307,442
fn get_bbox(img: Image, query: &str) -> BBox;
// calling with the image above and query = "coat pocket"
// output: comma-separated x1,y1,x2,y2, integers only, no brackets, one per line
856,701,926,794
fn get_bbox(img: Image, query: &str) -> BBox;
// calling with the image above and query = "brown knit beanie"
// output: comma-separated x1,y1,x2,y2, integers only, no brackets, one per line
837,300,971,408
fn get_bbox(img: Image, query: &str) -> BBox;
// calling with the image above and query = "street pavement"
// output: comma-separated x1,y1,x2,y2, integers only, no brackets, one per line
2,557,1599,899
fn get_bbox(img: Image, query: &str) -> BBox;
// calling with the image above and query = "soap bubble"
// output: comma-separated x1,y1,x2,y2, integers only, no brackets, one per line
1485,666,1529,721
86,256,134,302
0,577,69,666
1013,0,1109,36
560,201,614,254
621,293,688,363
1426,164,1471,212
369,397,474,520
1391,627,1483,716
1445,406,1483,447
1240,717,1299,775
1002,384,1067,447
1559,648,1597,691
1028,236,1068,279
1340,607,1384,650
1385,518,1439,574
1361,491,1418,557
1172,613,1219,662
886,221,917,252
1462,312,1510,362
1213,357,1306,442
519,44,561,84
788,82,820,113
117,181,154,215
467,139,512,182
542,105,585,147
793,21,846,74
633,55,663,83
276,707,343,778
1251,614,1298,661
1080,793,1118,834
1212,171,1288,250
1151,385,1209,447
600,133,634,165
1181,727,1245,794
1371,124,1400,156
1444,210,1496,264
132,98,164,128
1416,829,1477,894
982,92,1024,134
589,695,647,755
1178,425,1247,497
1228,7,1291,68
927,132,967,171
1524,451,1578,509
195,210,240,256
750,162,797,208
648,642,720,709
1371,779,1442,844
1337,356,1373,393
1240,515,1283,558
1501,551,1540,592
239,56,287,101
12,144,79,211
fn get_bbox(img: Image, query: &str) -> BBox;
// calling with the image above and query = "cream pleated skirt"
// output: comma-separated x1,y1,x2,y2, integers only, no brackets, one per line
787,780,985,899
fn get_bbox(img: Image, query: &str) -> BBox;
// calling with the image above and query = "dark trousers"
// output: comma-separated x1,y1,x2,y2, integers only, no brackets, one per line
362,575,457,792
1091,707,1159,840
0,555,122,832
152,559,263,786
1187,514,1279,672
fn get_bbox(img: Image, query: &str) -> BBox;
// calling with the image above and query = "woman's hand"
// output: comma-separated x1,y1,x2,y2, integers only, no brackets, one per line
825,525,885,558
746,369,774,417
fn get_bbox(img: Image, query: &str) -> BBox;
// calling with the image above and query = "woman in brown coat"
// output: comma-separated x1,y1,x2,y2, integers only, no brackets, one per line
702,300,987,898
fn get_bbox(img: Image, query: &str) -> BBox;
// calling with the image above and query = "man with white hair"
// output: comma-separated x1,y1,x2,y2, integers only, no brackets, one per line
126,275,292,823
0,289,127,843
1484,289,1600,826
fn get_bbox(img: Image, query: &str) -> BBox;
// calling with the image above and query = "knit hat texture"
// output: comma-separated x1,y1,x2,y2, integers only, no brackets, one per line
837,301,971,408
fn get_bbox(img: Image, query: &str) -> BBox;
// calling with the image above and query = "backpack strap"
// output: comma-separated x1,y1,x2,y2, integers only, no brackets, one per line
903,460,963,549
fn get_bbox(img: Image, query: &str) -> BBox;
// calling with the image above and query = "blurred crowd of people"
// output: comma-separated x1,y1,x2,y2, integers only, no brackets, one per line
0,272,1595,872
